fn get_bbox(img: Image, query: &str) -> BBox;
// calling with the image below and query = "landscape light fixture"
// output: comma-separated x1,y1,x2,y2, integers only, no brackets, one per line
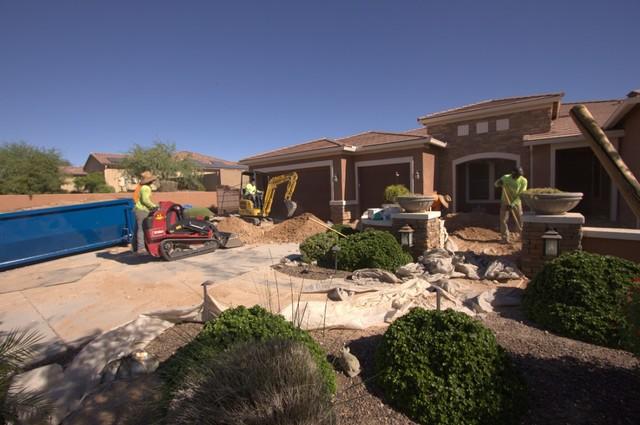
331,244,341,273
398,224,414,248
542,229,562,257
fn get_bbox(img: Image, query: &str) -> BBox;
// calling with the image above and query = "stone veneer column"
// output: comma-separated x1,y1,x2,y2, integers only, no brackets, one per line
390,212,442,258
520,212,584,278
330,202,359,224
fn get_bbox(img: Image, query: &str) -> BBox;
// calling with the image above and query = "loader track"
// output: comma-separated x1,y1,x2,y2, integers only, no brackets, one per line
159,238,220,261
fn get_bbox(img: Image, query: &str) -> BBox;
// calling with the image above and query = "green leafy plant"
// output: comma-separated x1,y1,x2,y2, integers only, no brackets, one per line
383,184,409,203
0,142,67,194
166,339,335,425
375,309,526,425
523,187,563,194
299,232,339,265
523,251,640,350
627,284,640,356
0,330,51,424
336,230,412,272
160,306,336,398
73,172,115,193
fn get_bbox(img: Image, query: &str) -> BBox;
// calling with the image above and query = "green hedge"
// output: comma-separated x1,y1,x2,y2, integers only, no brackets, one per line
299,232,339,266
523,251,640,351
160,306,336,396
375,309,526,425
330,223,358,236
336,230,412,272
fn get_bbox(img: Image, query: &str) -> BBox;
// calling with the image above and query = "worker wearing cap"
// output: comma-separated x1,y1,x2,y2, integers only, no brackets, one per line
495,166,527,243
133,171,157,253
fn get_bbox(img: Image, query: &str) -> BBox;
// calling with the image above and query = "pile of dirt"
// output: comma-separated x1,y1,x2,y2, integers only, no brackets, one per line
262,213,327,243
216,216,265,244
216,213,327,244
444,212,500,233
451,226,501,242
444,212,521,256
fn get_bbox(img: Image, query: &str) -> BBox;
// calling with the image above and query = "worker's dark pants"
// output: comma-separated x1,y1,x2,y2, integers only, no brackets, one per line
252,193,264,209
134,209,148,253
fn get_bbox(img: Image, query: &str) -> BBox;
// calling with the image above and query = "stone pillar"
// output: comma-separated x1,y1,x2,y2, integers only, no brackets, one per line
521,212,584,278
391,212,442,258
329,201,359,224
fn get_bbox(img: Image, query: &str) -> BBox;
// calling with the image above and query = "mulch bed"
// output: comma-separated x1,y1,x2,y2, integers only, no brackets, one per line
272,263,352,280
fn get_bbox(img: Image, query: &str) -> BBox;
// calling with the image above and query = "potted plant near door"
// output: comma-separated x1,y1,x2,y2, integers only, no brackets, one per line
382,185,408,219
521,188,583,215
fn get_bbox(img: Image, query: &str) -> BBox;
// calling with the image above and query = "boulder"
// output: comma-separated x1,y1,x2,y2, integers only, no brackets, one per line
328,287,350,301
466,287,523,313
351,268,402,284
455,263,481,280
395,263,425,279
338,346,361,377
483,260,522,281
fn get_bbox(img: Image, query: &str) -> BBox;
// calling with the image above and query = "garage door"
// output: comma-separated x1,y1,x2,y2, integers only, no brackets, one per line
265,167,332,220
358,163,411,210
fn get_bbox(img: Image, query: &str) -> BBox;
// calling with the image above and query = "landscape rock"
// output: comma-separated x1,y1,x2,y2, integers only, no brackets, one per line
431,279,462,296
483,260,522,281
395,262,424,279
455,263,481,280
328,287,350,301
10,364,64,424
444,237,458,253
115,350,160,380
338,346,361,377
465,287,523,313
351,268,402,284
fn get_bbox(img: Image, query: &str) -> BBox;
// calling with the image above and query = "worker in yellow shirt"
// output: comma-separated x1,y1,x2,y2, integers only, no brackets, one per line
243,176,263,209
495,166,527,243
133,171,157,253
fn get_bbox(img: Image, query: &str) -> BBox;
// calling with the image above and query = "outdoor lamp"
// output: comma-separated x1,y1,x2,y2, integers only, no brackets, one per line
333,174,338,183
398,224,414,248
415,171,421,180
542,229,562,257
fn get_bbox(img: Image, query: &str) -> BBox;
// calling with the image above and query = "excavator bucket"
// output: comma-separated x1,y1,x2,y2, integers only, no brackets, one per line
284,200,297,217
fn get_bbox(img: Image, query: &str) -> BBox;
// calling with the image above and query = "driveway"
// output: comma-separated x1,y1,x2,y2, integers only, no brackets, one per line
0,243,298,362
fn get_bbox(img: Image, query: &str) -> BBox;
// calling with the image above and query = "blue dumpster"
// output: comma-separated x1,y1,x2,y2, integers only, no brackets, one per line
0,199,136,270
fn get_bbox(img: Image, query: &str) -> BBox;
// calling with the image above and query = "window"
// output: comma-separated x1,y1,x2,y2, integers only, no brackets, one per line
496,118,510,131
465,159,517,202
476,121,488,134
457,124,469,136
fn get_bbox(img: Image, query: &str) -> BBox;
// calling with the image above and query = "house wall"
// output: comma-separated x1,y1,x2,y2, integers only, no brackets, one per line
103,168,125,192
426,107,553,211
220,168,243,188
618,105,640,227
83,156,105,173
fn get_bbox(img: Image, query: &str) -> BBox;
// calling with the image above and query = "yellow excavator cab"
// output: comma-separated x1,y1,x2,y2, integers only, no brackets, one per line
239,171,298,222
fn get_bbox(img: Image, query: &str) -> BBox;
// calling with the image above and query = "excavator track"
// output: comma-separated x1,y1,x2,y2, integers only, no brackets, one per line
159,238,220,261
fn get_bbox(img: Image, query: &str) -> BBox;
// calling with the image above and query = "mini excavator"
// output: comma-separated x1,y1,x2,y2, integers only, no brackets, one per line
238,171,298,225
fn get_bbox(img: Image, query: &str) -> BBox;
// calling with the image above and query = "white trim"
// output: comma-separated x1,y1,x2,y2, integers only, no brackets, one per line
522,212,585,224
419,95,563,125
354,156,414,204
583,226,640,241
255,159,336,201
451,152,520,212
550,142,618,222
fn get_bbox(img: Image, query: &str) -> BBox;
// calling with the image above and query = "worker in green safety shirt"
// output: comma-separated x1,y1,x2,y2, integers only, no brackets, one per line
133,171,157,253
244,176,263,209
494,166,527,243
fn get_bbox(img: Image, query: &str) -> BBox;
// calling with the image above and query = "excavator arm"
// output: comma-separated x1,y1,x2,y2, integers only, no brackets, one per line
262,172,298,217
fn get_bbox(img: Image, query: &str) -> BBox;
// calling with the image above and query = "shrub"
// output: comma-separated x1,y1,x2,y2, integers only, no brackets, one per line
166,339,335,425
330,223,358,236
375,309,526,425
523,251,640,350
336,230,412,272
627,285,640,356
384,184,410,203
160,306,336,396
299,231,339,265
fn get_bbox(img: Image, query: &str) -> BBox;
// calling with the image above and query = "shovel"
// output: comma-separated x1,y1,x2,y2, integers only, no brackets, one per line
502,190,522,230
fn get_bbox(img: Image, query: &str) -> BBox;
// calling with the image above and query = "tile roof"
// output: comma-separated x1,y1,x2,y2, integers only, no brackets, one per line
241,130,433,162
175,151,246,169
419,92,564,121
90,152,128,166
524,100,623,141
60,166,87,176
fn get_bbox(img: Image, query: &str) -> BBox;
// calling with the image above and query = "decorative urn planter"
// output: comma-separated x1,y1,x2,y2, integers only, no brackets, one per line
396,195,437,213
521,191,583,215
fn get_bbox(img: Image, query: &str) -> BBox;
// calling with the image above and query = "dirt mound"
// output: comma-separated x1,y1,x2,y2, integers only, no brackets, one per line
216,216,265,244
444,212,499,233
262,213,327,243
452,226,501,242
215,213,327,244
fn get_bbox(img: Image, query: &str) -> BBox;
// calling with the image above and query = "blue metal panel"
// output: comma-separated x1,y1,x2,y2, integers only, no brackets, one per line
0,199,136,270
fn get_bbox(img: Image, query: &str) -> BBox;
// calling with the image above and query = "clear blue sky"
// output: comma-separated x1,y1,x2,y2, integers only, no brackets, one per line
1,0,638,165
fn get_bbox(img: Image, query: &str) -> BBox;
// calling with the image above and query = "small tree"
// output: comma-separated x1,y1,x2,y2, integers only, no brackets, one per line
73,172,115,193
0,142,67,194
121,142,204,190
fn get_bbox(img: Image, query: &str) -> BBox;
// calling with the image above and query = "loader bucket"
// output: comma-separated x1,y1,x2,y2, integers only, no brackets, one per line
284,200,297,217
218,232,244,249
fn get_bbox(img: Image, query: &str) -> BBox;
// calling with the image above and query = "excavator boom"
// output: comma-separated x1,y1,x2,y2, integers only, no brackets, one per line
262,172,298,217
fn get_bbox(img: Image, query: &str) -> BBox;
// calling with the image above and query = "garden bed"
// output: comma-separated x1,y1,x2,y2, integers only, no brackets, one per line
272,262,352,280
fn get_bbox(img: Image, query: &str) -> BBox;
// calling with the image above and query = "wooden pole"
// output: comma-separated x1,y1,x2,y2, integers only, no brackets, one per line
569,105,640,220
307,216,348,238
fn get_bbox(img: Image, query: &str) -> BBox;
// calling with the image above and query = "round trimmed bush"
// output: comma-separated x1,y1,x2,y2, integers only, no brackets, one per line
336,229,412,272
167,339,335,425
523,251,640,350
161,306,336,396
375,308,526,425
299,232,339,265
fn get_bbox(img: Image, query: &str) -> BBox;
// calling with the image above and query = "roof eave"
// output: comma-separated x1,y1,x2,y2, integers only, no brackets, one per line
239,145,348,166
603,97,640,129
522,129,625,147
418,95,564,126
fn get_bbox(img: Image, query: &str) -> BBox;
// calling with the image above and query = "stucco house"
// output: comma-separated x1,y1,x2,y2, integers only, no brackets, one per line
240,90,640,227
83,151,246,192
60,166,87,192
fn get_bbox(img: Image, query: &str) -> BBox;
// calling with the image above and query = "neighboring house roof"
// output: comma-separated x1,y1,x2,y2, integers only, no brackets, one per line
60,166,87,176
524,100,623,142
418,92,564,125
175,151,247,170
89,152,128,167
240,129,445,164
